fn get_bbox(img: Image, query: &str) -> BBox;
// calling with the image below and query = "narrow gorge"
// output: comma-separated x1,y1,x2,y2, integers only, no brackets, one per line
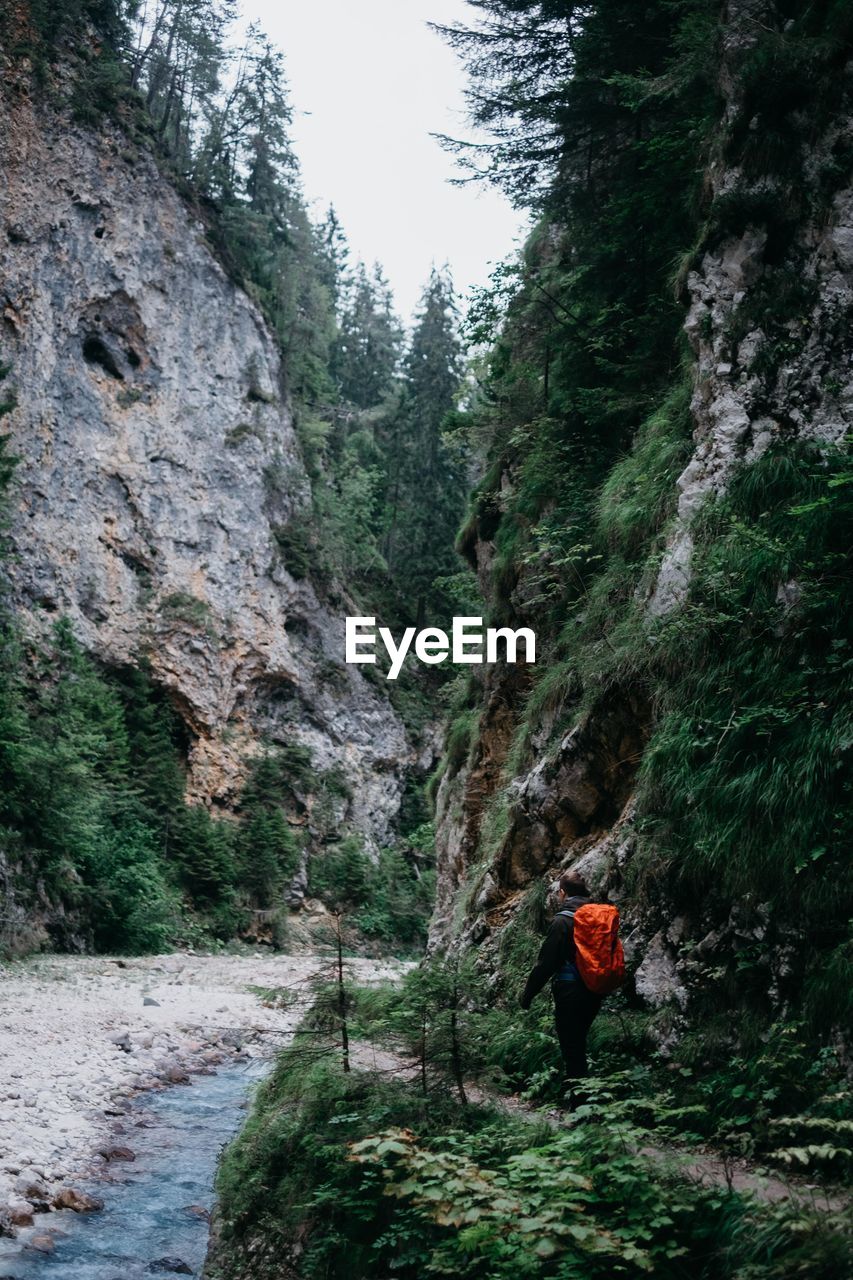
0,2,851,1278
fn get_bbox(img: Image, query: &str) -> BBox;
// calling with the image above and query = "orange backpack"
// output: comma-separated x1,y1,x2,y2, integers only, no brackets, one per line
564,903,626,995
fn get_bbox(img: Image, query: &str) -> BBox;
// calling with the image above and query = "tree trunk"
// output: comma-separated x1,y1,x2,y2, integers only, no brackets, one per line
419,1004,428,1097
335,913,350,1073
449,972,467,1106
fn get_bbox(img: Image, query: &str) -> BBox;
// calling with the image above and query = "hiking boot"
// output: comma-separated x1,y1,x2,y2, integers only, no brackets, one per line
561,1084,593,1115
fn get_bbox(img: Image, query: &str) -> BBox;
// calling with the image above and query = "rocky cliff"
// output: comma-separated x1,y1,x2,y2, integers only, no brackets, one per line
0,79,408,851
430,3,852,1033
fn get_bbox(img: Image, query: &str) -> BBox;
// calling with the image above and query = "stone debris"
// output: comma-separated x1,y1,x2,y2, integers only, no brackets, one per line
97,1146,135,1163
633,932,689,1012
182,1203,210,1221
26,1233,55,1254
0,950,406,1241
3,1199,34,1229
52,1187,104,1213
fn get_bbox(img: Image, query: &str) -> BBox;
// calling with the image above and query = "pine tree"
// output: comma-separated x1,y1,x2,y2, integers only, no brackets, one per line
236,754,300,908
136,0,236,171
115,662,187,854
317,206,350,310
172,804,236,914
332,263,402,411
242,32,295,216
192,20,295,213
386,270,466,626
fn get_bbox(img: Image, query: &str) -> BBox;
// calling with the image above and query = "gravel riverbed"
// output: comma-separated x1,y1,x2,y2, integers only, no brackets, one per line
0,950,400,1243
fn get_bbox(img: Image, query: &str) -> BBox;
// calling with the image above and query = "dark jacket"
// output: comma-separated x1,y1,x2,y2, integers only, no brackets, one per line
520,895,589,1009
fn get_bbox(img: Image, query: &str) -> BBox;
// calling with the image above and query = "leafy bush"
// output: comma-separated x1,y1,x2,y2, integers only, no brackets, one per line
632,442,853,1025
211,1046,853,1280
354,846,435,949
158,590,215,633
597,376,694,559
89,820,180,952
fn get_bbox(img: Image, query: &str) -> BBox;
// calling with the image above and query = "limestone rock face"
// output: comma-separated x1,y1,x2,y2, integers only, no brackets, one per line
494,692,650,893
633,933,688,1013
649,11,853,616
0,87,407,845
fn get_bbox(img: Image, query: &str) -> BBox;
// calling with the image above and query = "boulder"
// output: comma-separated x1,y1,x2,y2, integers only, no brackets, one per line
634,932,688,1010
183,1203,210,1221
54,1187,104,1213
12,1172,48,1201
27,1233,55,1254
97,1145,135,1162
4,1198,34,1228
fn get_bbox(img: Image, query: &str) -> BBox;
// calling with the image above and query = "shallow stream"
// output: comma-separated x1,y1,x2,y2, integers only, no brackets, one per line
0,1060,266,1280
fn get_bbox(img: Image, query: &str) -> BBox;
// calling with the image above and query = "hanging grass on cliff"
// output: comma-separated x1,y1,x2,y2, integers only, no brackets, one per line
433,0,853,1046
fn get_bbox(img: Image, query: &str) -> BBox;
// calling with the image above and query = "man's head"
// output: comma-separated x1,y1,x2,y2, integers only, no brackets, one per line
558,872,589,901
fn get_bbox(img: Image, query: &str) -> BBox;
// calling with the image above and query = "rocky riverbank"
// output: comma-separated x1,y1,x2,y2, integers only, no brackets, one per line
0,950,398,1244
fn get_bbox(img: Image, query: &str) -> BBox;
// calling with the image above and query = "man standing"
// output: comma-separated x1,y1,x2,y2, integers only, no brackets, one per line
520,872,604,1085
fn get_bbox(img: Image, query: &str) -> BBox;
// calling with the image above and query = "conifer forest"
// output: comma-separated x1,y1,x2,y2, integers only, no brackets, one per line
0,3,851,1278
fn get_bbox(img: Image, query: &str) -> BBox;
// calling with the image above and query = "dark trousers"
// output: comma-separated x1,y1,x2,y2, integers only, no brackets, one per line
552,981,602,1080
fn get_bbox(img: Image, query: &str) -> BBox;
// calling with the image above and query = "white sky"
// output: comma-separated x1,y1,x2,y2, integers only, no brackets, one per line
249,0,526,323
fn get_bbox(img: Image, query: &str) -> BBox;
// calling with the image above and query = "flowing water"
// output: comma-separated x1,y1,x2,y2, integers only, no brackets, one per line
0,1060,267,1280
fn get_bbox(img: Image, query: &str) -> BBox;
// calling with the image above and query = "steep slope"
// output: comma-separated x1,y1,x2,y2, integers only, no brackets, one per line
430,1,852,1040
0,80,407,847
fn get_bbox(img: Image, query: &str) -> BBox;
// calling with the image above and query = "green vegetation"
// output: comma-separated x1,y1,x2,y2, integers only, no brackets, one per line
0,608,317,952
210,975,851,1280
635,441,853,1022
0,618,180,953
308,831,436,954
0,574,434,952
347,958,852,1177
433,0,853,1049
234,754,302,911
448,0,721,630
158,590,215,633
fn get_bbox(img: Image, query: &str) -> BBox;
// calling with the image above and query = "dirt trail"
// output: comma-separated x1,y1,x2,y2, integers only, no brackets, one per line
347,1041,846,1211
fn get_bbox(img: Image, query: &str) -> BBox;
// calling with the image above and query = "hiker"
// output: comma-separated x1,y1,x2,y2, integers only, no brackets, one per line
520,872,624,1086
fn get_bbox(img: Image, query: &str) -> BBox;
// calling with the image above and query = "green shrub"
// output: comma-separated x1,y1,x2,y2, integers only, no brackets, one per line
636,442,853,1010
89,821,180,953
354,846,435,950
212,1045,853,1280
597,377,693,558
158,590,214,632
